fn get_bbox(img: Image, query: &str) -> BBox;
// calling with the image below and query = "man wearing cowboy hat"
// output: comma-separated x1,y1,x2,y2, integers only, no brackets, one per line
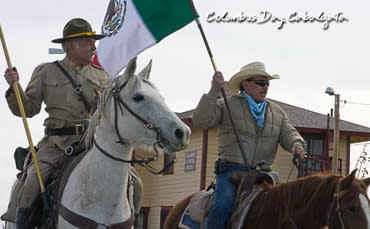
2,18,109,228
193,62,305,229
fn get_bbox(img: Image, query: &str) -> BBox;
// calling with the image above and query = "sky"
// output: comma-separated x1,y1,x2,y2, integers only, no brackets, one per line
1,0,370,215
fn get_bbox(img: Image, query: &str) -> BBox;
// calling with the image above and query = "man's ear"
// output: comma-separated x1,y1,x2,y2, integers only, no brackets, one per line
240,80,248,92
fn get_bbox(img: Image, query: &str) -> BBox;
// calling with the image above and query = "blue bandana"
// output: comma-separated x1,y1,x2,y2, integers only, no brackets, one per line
242,91,267,127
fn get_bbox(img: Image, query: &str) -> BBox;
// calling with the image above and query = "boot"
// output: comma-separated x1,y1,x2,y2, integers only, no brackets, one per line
15,208,29,229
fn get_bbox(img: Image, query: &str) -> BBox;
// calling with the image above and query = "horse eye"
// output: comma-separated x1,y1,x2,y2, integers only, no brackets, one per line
133,94,144,102
348,206,356,213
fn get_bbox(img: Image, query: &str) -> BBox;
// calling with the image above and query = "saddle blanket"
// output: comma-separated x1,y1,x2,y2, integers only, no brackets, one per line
178,186,263,229
179,208,200,229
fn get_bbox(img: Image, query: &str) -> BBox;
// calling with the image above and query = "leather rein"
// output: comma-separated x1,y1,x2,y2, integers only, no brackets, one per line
289,177,345,229
326,177,345,229
93,80,176,174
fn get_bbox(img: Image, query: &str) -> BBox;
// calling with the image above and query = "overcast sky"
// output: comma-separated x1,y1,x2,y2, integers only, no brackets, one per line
1,0,370,215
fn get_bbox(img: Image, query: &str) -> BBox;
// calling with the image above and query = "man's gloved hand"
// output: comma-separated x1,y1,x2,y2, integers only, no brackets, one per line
291,142,305,160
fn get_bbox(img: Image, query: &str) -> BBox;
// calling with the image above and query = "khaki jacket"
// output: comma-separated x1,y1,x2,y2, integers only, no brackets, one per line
5,57,109,150
193,85,305,170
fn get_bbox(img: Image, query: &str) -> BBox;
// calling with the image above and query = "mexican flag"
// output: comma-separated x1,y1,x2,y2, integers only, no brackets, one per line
94,0,196,76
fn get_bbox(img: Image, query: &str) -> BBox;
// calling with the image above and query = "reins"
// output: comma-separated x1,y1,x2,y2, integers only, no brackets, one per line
93,79,175,174
326,177,346,229
286,152,305,182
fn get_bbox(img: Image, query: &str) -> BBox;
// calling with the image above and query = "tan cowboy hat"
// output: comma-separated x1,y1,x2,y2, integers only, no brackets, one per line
52,18,105,43
229,62,280,92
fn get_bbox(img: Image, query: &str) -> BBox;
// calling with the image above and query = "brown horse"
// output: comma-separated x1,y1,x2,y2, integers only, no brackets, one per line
164,170,370,229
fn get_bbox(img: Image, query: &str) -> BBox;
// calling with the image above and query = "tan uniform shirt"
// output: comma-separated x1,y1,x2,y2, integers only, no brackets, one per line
5,57,109,150
193,85,305,170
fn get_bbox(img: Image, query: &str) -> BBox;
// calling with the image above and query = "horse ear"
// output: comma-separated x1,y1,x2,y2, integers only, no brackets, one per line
123,57,137,78
349,169,357,177
138,59,152,80
341,169,357,188
362,177,370,187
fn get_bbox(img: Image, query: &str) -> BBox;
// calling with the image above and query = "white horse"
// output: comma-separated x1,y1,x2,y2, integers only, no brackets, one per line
5,57,190,228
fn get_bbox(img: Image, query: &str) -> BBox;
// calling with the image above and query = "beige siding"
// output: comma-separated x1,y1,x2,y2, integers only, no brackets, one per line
205,128,218,187
328,135,349,174
272,146,297,182
147,206,160,229
135,126,204,227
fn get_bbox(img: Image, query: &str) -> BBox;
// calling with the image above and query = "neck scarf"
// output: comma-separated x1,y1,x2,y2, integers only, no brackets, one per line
242,91,267,127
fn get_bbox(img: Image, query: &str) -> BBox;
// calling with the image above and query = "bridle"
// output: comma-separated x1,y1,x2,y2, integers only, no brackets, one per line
93,80,175,174
58,79,174,229
326,177,346,229
288,177,346,229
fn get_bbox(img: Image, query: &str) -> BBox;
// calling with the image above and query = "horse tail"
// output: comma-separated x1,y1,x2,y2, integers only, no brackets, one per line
164,193,195,229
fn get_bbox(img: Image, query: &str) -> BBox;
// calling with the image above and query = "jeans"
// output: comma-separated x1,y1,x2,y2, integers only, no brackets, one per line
204,161,248,229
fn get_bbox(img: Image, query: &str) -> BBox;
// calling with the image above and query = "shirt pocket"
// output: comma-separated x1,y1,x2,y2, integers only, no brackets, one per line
43,76,73,107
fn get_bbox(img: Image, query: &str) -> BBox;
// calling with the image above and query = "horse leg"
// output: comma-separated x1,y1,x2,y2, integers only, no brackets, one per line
164,193,195,229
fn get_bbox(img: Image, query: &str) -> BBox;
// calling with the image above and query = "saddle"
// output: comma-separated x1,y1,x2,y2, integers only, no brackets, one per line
179,170,279,229
1,149,87,228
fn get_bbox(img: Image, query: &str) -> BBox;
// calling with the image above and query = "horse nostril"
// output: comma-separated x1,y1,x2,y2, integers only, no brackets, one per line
174,128,184,140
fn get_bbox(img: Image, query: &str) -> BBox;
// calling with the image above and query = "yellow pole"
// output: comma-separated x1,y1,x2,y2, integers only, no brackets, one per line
0,24,45,191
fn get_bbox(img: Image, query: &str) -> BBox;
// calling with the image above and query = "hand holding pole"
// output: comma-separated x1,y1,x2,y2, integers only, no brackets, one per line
0,24,48,208
187,0,250,170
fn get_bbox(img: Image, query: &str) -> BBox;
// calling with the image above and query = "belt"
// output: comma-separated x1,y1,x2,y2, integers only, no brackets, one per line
45,124,87,136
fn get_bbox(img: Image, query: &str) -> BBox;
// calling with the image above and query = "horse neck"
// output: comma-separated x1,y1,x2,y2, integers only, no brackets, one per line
61,123,134,222
280,177,337,227
247,177,335,228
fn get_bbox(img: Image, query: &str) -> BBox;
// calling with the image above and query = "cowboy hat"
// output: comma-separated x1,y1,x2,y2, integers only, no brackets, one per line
229,62,280,92
52,18,105,43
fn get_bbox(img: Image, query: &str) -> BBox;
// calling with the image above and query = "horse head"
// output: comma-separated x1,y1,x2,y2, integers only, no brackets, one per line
86,57,190,161
331,169,370,229
229,169,370,229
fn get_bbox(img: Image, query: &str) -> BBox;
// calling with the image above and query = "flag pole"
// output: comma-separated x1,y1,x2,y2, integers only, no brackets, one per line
0,24,50,210
187,0,250,169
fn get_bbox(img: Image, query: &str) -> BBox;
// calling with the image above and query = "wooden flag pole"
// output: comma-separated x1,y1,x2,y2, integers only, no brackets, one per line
187,0,250,170
0,24,49,209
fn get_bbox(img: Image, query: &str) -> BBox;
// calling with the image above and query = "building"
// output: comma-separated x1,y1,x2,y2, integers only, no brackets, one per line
133,98,370,229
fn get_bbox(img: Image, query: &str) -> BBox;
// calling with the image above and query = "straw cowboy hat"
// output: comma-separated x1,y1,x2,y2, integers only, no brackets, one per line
229,62,280,92
52,18,105,43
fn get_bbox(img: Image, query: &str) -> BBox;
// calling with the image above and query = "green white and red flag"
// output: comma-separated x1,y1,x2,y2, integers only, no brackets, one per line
93,0,195,76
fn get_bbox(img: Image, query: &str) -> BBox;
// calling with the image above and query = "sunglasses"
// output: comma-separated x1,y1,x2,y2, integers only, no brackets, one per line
247,79,270,87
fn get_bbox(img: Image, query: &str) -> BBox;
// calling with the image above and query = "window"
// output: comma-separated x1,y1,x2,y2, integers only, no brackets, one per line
302,135,324,157
135,207,149,229
301,134,325,175
162,154,175,175
184,150,197,172
160,206,172,229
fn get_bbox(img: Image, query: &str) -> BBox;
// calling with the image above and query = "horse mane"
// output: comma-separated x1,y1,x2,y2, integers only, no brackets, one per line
248,173,341,225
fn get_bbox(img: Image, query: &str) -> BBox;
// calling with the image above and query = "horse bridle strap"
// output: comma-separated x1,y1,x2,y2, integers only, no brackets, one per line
93,139,156,164
112,80,160,145
326,177,346,229
58,202,134,229
95,80,174,173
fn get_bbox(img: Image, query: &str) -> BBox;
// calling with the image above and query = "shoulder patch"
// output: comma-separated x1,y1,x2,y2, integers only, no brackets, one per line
91,63,105,71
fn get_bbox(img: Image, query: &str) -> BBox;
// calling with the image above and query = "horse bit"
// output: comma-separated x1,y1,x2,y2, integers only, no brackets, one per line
93,80,175,174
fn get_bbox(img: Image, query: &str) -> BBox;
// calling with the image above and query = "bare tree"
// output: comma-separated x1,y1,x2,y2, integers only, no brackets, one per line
355,144,370,178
